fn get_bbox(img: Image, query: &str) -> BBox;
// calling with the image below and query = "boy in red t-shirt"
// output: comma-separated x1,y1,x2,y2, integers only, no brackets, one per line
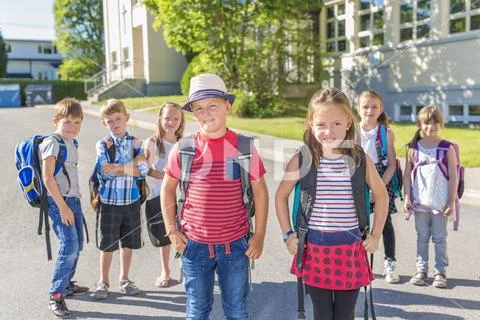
161,73,268,319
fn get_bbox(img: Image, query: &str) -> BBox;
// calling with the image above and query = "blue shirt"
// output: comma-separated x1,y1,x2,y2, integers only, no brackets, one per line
95,132,148,205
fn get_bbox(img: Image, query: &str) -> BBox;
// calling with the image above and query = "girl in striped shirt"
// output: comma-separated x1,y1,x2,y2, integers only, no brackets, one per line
276,88,388,320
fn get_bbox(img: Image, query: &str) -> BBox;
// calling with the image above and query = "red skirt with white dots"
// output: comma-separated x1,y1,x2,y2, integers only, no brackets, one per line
291,229,374,290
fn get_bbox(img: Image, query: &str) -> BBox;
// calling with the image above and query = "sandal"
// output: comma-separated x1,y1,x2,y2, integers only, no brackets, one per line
155,276,173,288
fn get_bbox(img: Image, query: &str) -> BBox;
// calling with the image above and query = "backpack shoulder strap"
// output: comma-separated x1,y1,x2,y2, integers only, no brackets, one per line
350,148,369,234
102,136,116,163
295,145,317,271
436,140,452,180
377,124,388,157
237,134,254,227
177,136,196,225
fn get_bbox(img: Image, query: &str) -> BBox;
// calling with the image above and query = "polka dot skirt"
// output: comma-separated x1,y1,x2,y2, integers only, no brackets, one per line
291,241,374,290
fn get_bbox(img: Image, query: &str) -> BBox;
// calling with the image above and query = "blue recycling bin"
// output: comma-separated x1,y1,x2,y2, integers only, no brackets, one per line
0,84,21,108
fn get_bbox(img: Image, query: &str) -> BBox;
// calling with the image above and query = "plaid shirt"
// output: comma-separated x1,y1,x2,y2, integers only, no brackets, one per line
96,132,148,205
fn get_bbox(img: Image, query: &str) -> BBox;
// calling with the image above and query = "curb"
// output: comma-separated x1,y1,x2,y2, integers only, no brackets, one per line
34,104,480,201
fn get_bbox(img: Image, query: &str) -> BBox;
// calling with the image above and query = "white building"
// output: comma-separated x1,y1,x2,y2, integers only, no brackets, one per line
89,0,187,99
3,36,62,80
322,0,480,123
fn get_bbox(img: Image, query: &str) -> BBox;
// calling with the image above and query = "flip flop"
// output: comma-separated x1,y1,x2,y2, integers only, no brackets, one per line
155,276,173,288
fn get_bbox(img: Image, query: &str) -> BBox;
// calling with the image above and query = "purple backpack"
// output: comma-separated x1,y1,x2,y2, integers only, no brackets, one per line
411,140,464,230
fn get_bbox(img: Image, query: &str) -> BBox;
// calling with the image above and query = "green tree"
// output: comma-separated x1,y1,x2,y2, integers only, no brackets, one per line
144,0,322,117
0,34,7,78
54,0,104,80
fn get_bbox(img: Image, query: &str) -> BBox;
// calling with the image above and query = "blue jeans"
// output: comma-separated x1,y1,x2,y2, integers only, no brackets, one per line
182,237,250,320
414,211,449,275
48,196,84,296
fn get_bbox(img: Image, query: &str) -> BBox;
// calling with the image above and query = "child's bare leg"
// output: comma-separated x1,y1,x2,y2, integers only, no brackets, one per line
119,247,133,281
99,251,113,284
160,245,171,278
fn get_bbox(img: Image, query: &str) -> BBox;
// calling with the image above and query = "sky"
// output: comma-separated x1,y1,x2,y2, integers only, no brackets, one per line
0,0,56,40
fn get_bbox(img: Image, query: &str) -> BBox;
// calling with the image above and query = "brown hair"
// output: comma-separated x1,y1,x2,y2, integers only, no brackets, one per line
357,90,389,127
304,87,361,168
100,99,128,119
152,102,185,158
407,105,445,148
53,98,83,121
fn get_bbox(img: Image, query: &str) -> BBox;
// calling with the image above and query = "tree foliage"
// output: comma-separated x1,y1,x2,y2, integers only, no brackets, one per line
144,0,322,117
0,34,7,78
54,0,104,79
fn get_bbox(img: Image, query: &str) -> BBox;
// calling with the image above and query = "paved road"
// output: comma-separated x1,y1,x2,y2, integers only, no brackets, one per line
0,108,479,319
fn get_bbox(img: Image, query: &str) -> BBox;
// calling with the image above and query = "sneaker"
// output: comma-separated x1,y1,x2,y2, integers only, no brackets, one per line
48,295,71,318
433,274,448,288
92,282,109,300
119,279,141,296
384,259,400,283
65,281,89,297
410,272,428,286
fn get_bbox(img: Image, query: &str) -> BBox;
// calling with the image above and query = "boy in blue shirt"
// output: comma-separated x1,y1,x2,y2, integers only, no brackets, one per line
92,99,148,300
40,98,89,318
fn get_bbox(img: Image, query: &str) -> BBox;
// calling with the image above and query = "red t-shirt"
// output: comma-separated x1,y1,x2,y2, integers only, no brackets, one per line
165,129,266,244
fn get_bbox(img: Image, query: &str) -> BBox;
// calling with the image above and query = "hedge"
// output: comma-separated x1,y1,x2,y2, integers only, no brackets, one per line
0,79,86,106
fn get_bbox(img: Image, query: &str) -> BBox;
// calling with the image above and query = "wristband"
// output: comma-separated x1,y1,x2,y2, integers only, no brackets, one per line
283,230,295,242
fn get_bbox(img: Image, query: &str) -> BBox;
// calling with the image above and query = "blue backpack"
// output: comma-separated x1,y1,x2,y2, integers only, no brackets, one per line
377,124,403,200
15,134,87,260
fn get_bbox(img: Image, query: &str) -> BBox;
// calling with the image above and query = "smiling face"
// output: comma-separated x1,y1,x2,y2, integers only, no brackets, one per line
309,103,352,153
358,95,383,124
420,120,441,138
160,106,183,136
54,116,83,140
191,97,231,138
102,112,130,137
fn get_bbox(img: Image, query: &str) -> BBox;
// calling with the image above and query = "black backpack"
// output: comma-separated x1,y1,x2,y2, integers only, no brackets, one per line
293,145,376,320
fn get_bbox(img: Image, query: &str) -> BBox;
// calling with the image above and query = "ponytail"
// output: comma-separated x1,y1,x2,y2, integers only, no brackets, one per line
408,128,422,149
377,112,389,127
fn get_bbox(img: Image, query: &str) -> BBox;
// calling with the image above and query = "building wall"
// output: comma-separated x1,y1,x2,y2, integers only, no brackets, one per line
102,0,186,95
323,0,480,122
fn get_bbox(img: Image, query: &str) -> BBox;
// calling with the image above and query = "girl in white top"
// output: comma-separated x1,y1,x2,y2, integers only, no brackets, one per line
403,105,457,288
357,90,400,284
144,102,184,288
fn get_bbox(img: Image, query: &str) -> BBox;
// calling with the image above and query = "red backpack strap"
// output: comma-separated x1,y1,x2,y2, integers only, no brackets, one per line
436,140,451,180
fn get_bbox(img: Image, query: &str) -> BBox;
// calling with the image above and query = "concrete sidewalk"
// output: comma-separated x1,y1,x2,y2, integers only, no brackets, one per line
40,101,480,201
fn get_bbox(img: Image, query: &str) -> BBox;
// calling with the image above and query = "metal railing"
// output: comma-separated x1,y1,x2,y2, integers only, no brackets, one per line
84,70,106,94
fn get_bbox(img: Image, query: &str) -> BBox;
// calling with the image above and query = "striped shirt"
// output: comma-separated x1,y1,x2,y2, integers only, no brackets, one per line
165,129,266,244
96,133,148,206
308,158,358,232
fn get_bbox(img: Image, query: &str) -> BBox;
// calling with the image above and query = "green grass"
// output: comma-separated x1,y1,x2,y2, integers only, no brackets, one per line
98,95,480,167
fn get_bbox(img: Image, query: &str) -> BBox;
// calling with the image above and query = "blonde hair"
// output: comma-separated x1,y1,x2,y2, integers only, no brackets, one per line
100,99,128,119
53,98,83,121
357,89,389,127
152,102,185,158
407,105,445,148
304,87,361,168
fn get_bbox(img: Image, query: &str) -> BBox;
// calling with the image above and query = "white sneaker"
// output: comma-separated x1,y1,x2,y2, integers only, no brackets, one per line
384,259,400,283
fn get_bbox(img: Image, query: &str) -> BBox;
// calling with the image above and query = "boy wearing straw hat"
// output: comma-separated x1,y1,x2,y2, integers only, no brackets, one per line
161,73,268,319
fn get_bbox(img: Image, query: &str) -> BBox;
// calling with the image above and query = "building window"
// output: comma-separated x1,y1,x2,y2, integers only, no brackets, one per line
400,105,412,116
38,44,54,55
449,0,480,33
53,45,58,54
357,0,385,48
6,43,11,53
112,51,118,70
123,47,130,67
325,2,347,53
469,104,480,116
400,0,431,42
449,105,464,116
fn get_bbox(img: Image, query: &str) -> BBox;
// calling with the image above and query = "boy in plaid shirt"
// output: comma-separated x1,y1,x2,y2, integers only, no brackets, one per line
92,99,148,300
